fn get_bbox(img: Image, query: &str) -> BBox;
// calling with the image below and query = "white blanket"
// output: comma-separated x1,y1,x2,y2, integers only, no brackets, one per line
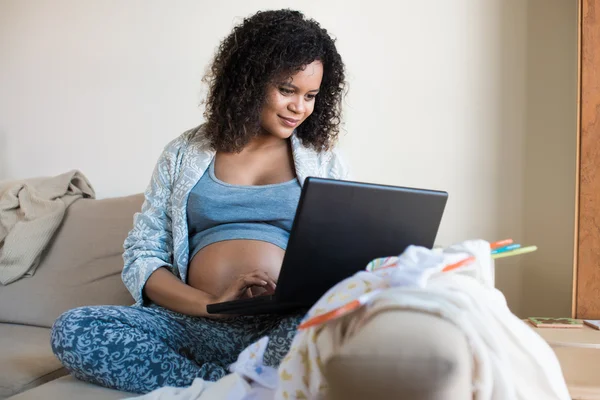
128,240,571,400
0,170,95,284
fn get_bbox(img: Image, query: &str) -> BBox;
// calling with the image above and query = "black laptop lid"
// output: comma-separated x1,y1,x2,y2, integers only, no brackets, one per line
275,177,448,304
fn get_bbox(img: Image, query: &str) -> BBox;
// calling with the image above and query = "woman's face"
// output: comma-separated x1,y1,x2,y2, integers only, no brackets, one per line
259,60,323,140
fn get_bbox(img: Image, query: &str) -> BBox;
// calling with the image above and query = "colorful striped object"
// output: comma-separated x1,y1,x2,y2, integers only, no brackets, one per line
492,244,521,254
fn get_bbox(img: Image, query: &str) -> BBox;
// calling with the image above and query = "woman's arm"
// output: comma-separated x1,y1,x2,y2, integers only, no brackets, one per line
122,136,186,306
145,267,276,317
143,267,215,317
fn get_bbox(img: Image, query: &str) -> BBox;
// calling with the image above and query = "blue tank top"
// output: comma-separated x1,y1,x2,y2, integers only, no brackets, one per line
187,158,302,259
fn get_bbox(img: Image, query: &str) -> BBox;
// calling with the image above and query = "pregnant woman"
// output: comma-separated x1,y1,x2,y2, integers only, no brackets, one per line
50,8,349,394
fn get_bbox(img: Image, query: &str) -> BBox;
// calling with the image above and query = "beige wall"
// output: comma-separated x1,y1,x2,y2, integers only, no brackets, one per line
0,0,578,317
521,0,578,318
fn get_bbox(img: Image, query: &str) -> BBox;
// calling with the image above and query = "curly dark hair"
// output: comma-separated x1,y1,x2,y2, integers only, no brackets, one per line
201,9,346,153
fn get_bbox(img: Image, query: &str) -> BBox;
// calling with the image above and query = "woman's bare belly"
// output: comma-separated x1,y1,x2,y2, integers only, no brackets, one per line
187,240,285,297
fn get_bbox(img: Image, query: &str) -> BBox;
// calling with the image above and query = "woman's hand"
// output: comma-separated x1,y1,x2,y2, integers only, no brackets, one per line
203,270,276,319
214,269,277,304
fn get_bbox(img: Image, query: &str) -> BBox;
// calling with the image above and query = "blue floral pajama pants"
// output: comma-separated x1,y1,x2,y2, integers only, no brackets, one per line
50,304,302,394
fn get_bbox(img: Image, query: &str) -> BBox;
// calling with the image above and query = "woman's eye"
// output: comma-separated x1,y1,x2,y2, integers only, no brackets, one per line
306,94,316,101
279,88,294,95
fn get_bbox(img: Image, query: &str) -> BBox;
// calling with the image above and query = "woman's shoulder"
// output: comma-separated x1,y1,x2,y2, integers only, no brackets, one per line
322,145,350,179
291,135,350,180
162,124,212,154
153,124,214,183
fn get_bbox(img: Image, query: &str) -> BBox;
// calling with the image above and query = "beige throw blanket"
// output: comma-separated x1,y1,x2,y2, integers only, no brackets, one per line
0,170,95,285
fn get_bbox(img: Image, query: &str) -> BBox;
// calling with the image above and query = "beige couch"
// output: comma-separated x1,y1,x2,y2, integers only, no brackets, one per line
0,194,472,399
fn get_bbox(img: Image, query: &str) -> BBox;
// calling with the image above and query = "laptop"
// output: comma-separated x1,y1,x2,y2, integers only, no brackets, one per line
206,177,448,315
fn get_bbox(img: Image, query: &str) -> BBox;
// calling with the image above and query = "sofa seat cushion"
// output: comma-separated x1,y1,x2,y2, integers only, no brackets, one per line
0,324,66,399
7,375,132,400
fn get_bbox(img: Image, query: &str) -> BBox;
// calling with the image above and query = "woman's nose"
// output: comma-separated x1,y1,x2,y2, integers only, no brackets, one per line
288,97,306,114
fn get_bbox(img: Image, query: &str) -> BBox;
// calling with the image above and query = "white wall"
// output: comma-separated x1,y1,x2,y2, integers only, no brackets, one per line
0,0,577,316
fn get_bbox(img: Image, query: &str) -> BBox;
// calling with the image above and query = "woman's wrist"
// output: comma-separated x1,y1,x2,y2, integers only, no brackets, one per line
192,289,217,317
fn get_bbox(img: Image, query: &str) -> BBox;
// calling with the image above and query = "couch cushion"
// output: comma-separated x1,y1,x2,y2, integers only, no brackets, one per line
324,310,472,400
0,323,67,399
7,375,132,400
0,194,143,328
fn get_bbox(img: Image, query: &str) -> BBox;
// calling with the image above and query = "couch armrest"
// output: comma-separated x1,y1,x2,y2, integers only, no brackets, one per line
324,310,472,400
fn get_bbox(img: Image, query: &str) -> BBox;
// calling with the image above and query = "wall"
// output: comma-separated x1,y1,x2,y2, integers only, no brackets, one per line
522,0,578,318
0,0,578,316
